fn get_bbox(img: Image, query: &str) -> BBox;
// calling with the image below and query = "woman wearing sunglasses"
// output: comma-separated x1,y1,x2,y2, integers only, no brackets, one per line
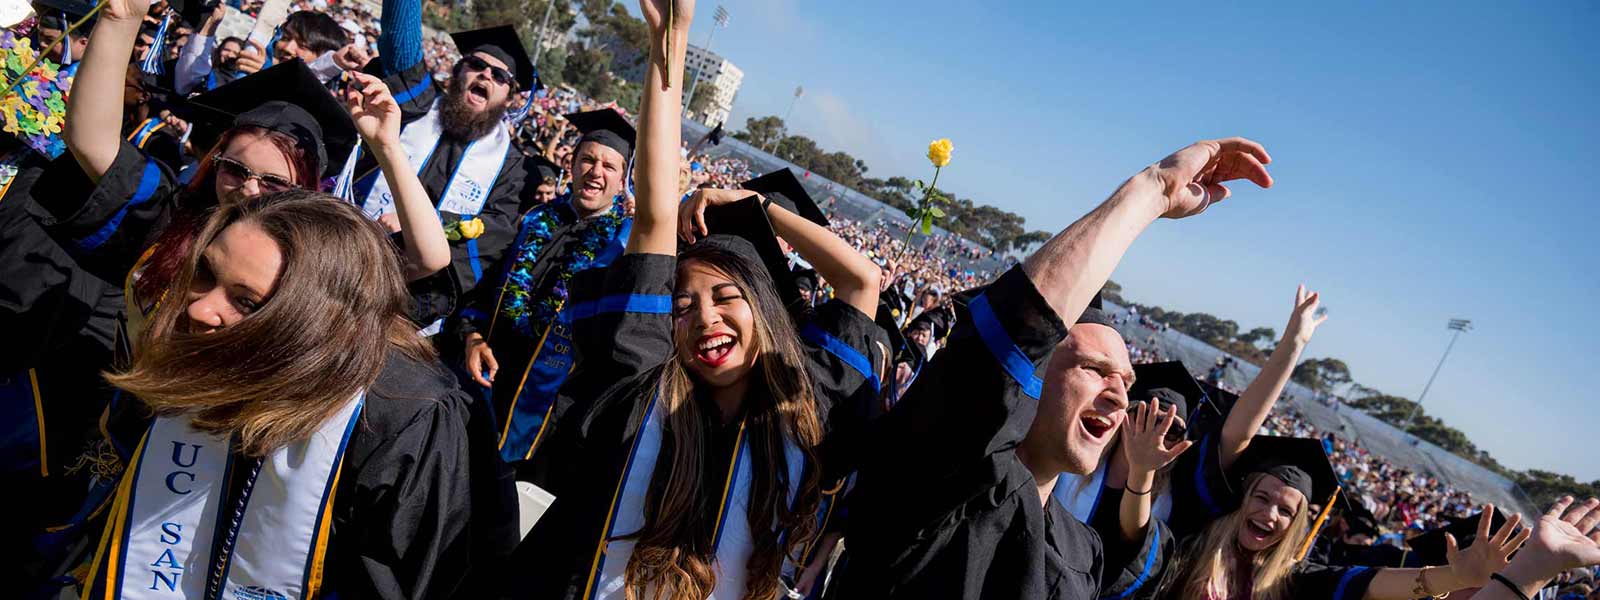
498,2,890,599
56,0,449,343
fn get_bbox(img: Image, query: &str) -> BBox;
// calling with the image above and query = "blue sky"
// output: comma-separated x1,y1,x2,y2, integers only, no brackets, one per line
656,0,1599,479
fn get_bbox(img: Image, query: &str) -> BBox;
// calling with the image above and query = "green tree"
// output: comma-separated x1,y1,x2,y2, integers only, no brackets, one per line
1291,357,1353,393
1010,231,1051,253
687,84,717,120
734,115,786,150
1237,327,1277,348
562,44,616,100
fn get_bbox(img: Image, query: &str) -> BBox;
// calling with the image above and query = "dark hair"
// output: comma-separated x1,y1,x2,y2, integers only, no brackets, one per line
108,190,432,456
134,126,319,306
622,243,824,600
281,11,348,55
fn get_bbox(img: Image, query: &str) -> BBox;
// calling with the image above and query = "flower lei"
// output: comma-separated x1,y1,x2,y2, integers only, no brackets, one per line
499,195,627,338
0,27,72,159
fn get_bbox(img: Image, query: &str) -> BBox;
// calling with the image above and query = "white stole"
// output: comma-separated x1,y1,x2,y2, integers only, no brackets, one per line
101,392,364,599
589,393,805,600
358,98,511,219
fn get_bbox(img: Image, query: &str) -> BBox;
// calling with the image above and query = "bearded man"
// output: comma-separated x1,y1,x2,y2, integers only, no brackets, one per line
346,1,536,337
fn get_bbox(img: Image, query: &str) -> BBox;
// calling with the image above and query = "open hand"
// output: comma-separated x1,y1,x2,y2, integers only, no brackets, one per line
1283,284,1328,347
678,187,759,242
1505,496,1600,583
1120,401,1194,476
344,71,401,147
1146,137,1273,220
1444,505,1530,588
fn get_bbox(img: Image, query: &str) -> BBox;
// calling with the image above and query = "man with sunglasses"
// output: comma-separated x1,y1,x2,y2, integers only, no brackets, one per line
344,0,538,340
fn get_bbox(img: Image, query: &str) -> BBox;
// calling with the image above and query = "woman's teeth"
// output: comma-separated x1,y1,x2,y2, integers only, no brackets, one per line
698,334,733,350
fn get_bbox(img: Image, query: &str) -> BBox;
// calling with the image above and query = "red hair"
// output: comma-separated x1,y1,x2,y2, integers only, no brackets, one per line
134,126,318,303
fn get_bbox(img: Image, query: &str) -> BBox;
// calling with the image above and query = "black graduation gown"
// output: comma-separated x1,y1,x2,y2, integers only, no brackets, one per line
81,352,490,600
498,253,888,599
833,267,1168,600
452,198,629,470
357,61,526,330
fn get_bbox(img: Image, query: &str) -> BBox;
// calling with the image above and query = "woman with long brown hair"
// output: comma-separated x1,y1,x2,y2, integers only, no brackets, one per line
500,2,888,599
1160,436,1531,600
80,191,487,599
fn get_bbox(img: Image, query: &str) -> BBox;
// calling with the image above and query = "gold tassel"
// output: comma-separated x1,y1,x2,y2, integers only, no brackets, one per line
1297,487,1340,561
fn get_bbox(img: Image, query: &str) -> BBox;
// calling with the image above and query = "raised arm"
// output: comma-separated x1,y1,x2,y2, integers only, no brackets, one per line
1117,401,1193,544
64,0,151,181
344,71,451,280
1022,138,1274,325
679,188,881,316
1476,497,1600,600
627,0,692,256
174,8,221,94
1216,285,1327,470
1355,508,1529,599
377,0,424,76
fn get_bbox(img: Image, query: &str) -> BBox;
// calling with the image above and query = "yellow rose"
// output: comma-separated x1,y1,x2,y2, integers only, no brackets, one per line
459,217,485,240
926,138,953,168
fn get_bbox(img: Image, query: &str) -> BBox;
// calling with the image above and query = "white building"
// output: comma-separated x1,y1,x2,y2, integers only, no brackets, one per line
683,44,743,126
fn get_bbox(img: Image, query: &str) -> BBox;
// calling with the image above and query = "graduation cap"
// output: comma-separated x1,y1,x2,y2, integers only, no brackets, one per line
1235,435,1349,559
1342,503,1380,538
450,25,537,91
1405,509,1513,567
526,153,560,185
172,60,356,178
565,108,635,160
741,168,829,227
33,0,98,29
792,267,819,298
874,304,907,359
1128,360,1206,436
694,195,802,309
908,308,952,341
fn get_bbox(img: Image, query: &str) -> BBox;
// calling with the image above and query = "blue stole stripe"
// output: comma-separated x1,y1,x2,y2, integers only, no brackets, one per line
1106,524,1160,599
77,159,162,252
466,239,483,282
800,323,880,394
1334,566,1370,600
566,294,672,321
461,308,490,323
967,294,1043,400
711,425,749,548
1194,433,1222,516
299,398,365,592
497,313,574,463
392,76,431,105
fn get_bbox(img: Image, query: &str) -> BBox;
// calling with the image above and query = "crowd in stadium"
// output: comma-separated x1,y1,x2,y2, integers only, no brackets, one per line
3,0,1598,598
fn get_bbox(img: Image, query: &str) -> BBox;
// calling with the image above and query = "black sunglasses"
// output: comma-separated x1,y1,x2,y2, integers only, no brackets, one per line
457,55,517,89
212,155,296,193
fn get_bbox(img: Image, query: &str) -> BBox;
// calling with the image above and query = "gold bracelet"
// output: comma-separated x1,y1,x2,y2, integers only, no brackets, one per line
1412,567,1451,599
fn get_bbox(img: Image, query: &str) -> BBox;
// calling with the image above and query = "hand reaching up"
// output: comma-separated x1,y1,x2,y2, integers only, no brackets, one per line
1146,137,1274,220
1283,284,1329,347
1121,400,1194,477
1509,497,1600,582
344,71,401,147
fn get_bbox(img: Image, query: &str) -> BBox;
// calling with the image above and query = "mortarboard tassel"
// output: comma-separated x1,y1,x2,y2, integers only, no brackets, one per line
59,13,73,65
1296,487,1341,561
502,91,532,125
332,139,362,203
139,10,173,75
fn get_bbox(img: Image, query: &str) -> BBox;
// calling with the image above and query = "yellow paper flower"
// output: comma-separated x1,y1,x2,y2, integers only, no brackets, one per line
926,138,953,168
458,217,485,240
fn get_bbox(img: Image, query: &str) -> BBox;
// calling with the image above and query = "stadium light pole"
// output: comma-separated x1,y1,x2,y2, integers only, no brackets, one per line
764,85,802,154
682,5,730,120
1402,318,1472,431
531,0,558,65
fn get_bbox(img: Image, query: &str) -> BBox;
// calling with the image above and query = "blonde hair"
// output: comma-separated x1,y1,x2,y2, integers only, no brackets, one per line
1167,473,1311,600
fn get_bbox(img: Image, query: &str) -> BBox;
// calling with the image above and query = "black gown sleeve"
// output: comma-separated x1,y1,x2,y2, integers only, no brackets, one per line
555,252,676,416
1165,426,1238,540
341,393,476,600
41,141,179,281
799,299,890,484
855,266,1068,531
1096,516,1172,600
1289,562,1381,600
